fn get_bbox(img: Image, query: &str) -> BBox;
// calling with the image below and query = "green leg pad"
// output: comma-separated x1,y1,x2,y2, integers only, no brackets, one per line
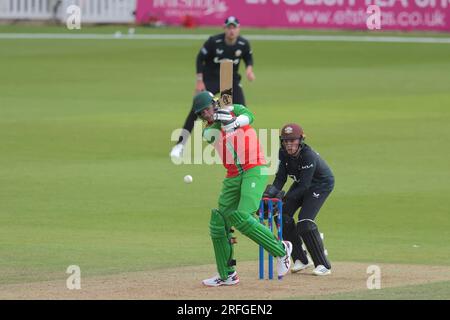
229,209,285,257
210,209,235,280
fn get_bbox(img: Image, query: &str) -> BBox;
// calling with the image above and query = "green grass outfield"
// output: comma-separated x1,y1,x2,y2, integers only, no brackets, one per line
0,26,449,298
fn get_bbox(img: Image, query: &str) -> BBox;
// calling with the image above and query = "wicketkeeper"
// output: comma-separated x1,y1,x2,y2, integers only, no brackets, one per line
192,91,292,287
264,123,334,276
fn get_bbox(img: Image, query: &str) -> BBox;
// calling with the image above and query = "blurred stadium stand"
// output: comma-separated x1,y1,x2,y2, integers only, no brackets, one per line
0,0,136,23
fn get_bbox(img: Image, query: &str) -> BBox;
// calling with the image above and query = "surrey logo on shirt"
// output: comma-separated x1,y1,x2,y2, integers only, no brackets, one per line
235,50,242,57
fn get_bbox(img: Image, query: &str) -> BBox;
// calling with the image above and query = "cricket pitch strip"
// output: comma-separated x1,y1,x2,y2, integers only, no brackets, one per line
1,261,449,299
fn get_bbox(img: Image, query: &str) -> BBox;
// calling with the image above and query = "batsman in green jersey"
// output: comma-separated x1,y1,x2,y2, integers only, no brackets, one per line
192,91,292,287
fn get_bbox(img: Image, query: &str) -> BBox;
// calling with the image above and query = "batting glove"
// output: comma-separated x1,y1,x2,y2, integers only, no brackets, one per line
222,119,239,132
213,109,234,122
221,115,250,133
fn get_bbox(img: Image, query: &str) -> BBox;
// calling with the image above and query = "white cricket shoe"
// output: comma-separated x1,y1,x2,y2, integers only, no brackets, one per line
312,265,331,276
170,143,184,159
291,259,314,273
277,241,293,278
202,272,240,287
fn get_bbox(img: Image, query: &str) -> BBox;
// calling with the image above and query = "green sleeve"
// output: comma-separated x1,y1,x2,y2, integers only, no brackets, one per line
232,104,254,124
203,122,221,144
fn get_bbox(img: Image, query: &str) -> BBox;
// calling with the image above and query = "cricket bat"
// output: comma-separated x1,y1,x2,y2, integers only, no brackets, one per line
219,59,233,108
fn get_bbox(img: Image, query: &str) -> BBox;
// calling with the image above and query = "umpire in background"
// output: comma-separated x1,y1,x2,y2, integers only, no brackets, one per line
170,16,255,158
264,123,335,276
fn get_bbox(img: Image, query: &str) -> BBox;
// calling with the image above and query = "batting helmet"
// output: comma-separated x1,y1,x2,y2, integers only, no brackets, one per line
193,91,215,115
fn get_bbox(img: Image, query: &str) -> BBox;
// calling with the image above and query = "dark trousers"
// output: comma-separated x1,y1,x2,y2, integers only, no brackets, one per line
284,185,331,221
177,81,246,144
282,183,332,262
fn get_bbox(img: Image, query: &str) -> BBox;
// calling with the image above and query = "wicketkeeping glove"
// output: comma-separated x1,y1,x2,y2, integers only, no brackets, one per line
263,185,281,198
260,185,285,219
